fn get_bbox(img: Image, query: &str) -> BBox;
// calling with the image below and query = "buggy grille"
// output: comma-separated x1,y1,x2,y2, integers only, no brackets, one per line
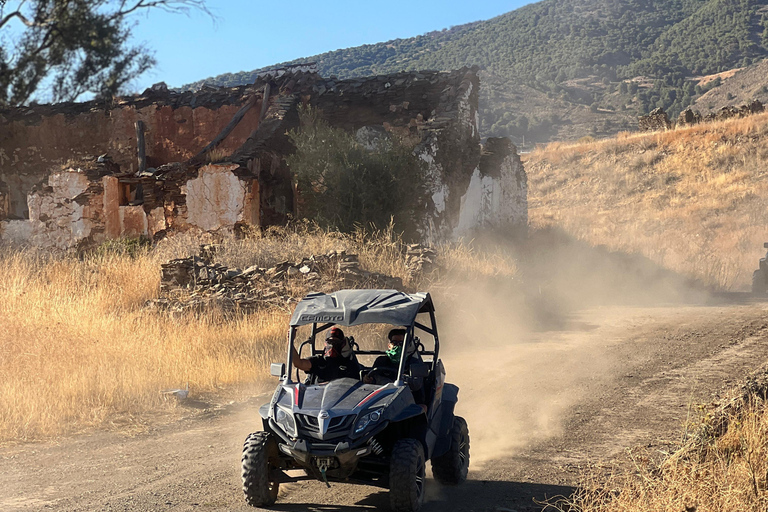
295,414,356,438
296,414,319,433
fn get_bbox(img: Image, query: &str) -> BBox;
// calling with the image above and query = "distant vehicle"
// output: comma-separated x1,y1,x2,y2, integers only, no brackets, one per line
753,243,768,293
241,289,469,512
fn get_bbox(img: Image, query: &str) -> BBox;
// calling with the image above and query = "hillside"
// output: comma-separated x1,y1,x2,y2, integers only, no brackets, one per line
524,111,768,291
694,58,768,112
181,0,768,145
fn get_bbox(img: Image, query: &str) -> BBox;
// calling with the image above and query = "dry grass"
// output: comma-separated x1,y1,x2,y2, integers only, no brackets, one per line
436,240,518,280
525,112,768,290
560,374,768,512
0,247,287,442
0,223,514,442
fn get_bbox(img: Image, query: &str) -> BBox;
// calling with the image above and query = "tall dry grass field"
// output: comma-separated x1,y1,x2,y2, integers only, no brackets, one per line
0,224,514,442
525,112,768,289
566,384,768,512
0,247,288,442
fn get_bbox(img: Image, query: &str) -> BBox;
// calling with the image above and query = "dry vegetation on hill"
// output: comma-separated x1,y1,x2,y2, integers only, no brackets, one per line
525,112,768,290
528,113,768,511
0,224,517,442
561,370,768,512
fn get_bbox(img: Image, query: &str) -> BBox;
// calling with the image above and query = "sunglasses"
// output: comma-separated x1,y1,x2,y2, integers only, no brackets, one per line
326,337,345,347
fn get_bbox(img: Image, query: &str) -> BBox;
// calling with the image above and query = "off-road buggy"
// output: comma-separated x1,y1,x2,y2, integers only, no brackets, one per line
753,242,768,293
241,289,469,512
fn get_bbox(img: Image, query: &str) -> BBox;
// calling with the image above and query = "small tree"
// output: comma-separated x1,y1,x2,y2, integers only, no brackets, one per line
0,0,211,106
286,105,430,238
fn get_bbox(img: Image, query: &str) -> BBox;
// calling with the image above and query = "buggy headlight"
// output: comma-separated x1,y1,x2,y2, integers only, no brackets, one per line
275,405,296,436
355,409,382,434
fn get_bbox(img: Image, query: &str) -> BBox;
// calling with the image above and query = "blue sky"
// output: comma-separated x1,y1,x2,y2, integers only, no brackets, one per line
129,0,534,92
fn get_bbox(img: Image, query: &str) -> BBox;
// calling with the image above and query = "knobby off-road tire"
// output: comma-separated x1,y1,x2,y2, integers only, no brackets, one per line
431,416,470,485
753,270,767,294
389,438,426,512
241,432,279,507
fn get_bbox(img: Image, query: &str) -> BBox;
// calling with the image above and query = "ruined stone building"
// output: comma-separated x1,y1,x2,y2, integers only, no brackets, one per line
0,65,527,250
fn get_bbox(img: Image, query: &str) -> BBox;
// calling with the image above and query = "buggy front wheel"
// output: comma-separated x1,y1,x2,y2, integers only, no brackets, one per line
241,432,280,507
389,438,426,512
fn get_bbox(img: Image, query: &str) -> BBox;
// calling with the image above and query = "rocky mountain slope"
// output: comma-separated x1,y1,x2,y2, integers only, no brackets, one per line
183,0,768,145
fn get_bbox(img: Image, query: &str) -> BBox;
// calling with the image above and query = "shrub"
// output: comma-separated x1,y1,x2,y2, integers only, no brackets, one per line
286,105,429,239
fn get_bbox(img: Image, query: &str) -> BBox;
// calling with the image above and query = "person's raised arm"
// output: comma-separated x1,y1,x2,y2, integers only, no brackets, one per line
291,344,312,372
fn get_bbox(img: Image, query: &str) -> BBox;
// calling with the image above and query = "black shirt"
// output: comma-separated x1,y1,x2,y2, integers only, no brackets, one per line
306,355,361,383
369,355,426,404
372,354,397,369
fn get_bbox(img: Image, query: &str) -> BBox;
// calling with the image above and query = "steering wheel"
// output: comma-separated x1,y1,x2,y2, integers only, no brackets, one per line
365,367,398,383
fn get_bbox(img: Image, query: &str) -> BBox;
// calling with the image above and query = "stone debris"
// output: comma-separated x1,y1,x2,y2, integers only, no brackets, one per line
640,100,764,131
147,247,403,314
676,107,702,126
702,99,764,122
405,244,440,281
638,107,672,131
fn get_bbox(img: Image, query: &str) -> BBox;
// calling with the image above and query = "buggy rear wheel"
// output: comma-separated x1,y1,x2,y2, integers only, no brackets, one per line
431,416,470,485
241,432,280,507
389,438,426,512
753,269,767,294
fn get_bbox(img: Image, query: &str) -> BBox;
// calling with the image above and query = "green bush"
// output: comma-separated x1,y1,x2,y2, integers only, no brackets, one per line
286,106,430,238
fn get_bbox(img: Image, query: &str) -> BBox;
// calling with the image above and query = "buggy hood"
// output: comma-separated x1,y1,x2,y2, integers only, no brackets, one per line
290,289,433,327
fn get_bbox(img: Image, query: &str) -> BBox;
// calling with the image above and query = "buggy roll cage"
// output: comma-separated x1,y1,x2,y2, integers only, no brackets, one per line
282,290,440,386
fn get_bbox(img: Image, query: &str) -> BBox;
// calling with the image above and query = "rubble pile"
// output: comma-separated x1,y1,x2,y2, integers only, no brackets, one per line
702,99,764,122
640,100,764,131
405,244,440,280
676,108,702,126
638,107,672,131
147,247,404,314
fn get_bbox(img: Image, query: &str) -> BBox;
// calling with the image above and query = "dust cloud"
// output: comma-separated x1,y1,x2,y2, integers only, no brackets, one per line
435,227,710,465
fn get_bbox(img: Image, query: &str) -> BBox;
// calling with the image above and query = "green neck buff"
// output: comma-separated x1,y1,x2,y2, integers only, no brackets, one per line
386,344,402,364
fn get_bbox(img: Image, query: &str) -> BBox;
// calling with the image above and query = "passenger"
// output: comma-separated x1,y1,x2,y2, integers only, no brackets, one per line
364,328,427,408
291,326,361,384
364,328,412,384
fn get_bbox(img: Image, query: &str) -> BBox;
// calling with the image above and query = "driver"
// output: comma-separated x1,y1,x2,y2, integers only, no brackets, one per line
291,326,361,384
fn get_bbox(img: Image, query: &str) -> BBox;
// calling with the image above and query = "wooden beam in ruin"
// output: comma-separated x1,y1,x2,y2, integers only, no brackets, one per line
189,83,272,164
135,120,146,174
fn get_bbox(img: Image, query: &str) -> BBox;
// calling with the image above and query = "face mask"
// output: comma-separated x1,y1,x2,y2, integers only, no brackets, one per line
325,337,352,358
386,344,402,364
324,344,340,358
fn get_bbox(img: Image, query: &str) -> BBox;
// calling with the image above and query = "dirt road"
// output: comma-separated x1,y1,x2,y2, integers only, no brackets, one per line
3,294,768,512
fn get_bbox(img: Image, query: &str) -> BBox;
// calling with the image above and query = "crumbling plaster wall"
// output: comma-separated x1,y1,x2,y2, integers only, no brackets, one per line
454,138,528,237
181,164,255,232
10,162,259,250
0,86,263,219
25,169,108,250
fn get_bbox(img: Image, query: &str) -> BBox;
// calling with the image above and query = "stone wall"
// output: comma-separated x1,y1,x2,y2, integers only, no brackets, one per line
0,66,528,247
0,84,265,220
638,107,672,131
454,138,527,237
0,179,9,219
